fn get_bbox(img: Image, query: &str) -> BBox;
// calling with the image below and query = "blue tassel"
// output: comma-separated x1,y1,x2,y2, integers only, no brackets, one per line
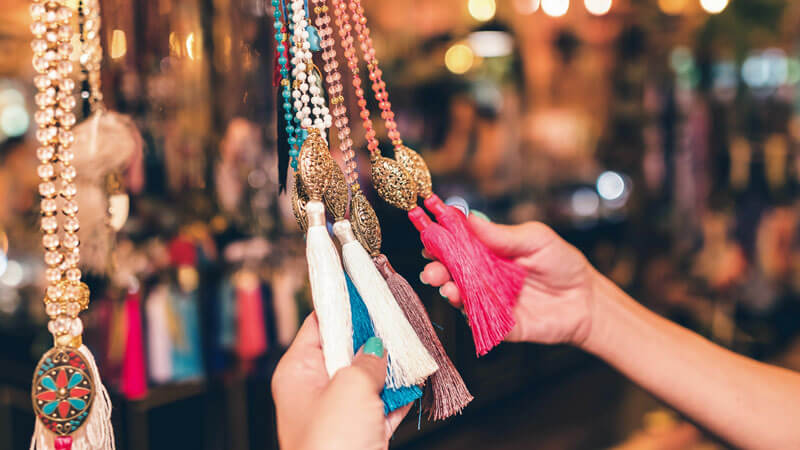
346,274,422,414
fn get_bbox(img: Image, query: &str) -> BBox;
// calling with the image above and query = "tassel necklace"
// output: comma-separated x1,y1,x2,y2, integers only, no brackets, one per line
332,0,526,356
278,0,354,378
287,0,437,389
29,1,114,449
313,0,472,419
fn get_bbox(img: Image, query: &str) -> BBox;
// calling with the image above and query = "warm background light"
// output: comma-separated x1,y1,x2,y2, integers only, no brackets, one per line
445,43,474,74
658,0,687,15
584,0,611,15
541,0,569,17
468,0,496,22
700,0,729,14
110,29,127,59
513,0,540,14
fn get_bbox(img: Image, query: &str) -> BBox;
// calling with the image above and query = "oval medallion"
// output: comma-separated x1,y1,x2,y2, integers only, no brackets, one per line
31,347,95,436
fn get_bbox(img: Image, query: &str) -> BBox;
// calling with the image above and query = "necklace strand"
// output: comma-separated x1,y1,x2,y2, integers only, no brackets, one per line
31,0,85,341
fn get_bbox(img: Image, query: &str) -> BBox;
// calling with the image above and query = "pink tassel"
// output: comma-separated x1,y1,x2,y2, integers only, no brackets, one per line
374,254,473,420
54,436,72,450
424,195,525,308
408,207,514,356
122,288,148,400
235,279,269,363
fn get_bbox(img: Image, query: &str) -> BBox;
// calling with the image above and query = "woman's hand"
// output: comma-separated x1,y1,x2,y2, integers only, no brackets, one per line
271,314,411,450
421,214,597,348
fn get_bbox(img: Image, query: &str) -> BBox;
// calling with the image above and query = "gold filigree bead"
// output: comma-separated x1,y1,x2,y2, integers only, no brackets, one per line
350,187,382,256
291,172,309,233
298,129,333,201
394,146,433,200
370,154,418,211
324,159,349,221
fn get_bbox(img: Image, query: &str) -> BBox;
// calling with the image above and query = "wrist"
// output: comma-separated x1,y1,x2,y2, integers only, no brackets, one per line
579,268,628,358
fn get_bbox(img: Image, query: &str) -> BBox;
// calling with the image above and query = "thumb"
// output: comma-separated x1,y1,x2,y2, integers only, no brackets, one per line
331,337,387,394
468,214,557,258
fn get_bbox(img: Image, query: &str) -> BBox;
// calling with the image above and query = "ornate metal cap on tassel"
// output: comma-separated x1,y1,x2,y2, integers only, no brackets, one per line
323,158,349,222
291,172,310,233
350,187,382,257
393,146,433,200
298,129,334,201
370,153,418,212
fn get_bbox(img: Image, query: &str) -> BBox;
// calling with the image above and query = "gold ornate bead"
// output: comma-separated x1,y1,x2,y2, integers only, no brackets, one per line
370,154,418,211
350,187,382,256
323,159,349,221
291,172,309,233
298,129,333,201
394,145,433,199
44,280,90,311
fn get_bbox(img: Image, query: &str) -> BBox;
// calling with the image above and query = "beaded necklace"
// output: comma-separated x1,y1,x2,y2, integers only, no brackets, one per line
29,1,114,448
312,0,473,420
332,0,527,357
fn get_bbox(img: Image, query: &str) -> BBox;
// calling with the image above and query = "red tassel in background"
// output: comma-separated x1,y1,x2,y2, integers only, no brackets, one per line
408,207,514,356
121,288,148,400
424,195,525,309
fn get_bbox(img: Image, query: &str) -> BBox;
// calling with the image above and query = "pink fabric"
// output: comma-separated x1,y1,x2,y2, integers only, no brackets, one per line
122,289,148,400
235,284,268,362
55,436,72,450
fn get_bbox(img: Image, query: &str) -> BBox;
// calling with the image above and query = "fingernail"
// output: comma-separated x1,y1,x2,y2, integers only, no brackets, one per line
363,337,384,357
419,272,429,285
439,287,448,299
421,249,431,260
471,210,490,222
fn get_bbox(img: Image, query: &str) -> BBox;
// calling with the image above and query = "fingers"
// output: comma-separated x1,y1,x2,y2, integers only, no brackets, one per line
468,214,557,258
421,261,450,286
421,262,463,308
439,282,462,308
331,337,388,394
290,312,322,350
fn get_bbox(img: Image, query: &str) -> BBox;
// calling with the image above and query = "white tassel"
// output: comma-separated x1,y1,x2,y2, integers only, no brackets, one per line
30,346,115,450
145,285,173,384
305,200,354,377
333,220,438,388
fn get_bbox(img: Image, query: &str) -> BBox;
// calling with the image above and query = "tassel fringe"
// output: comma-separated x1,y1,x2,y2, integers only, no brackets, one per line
408,207,514,356
305,201,354,377
346,274,423,414
425,195,525,308
31,346,115,450
374,254,473,420
333,220,438,388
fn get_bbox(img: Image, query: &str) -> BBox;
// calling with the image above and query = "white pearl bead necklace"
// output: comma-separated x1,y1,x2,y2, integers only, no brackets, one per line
289,0,332,133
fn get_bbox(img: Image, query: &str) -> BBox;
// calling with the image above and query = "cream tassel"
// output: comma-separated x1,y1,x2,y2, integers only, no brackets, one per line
30,346,115,450
333,220,438,388
305,200,354,377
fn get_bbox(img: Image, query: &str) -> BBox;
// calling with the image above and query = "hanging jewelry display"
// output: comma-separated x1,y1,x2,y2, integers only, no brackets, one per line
284,0,437,388
277,0,354,378
29,1,114,448
312,0,471,419
332,0,525,356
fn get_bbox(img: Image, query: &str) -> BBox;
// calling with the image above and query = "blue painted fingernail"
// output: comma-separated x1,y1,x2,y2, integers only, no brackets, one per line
445,196,469,216
471,210,490,222
363,337,384,357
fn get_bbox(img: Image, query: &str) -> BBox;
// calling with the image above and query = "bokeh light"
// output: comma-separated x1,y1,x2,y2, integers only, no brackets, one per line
513,0,540,14
658,0,687,15
584,0,611,16
111,29,127,59
542,0,569,17
0,104,29,137
468,0,496,22
700,0,728,14
597,171,625,201
445,44,474,75
572,187,600,217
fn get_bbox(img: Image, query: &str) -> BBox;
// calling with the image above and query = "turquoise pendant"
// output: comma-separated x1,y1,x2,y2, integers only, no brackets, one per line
307,25,321,52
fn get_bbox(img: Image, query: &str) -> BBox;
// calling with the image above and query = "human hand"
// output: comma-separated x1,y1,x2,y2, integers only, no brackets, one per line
421,214,596,348
271,313,412,450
